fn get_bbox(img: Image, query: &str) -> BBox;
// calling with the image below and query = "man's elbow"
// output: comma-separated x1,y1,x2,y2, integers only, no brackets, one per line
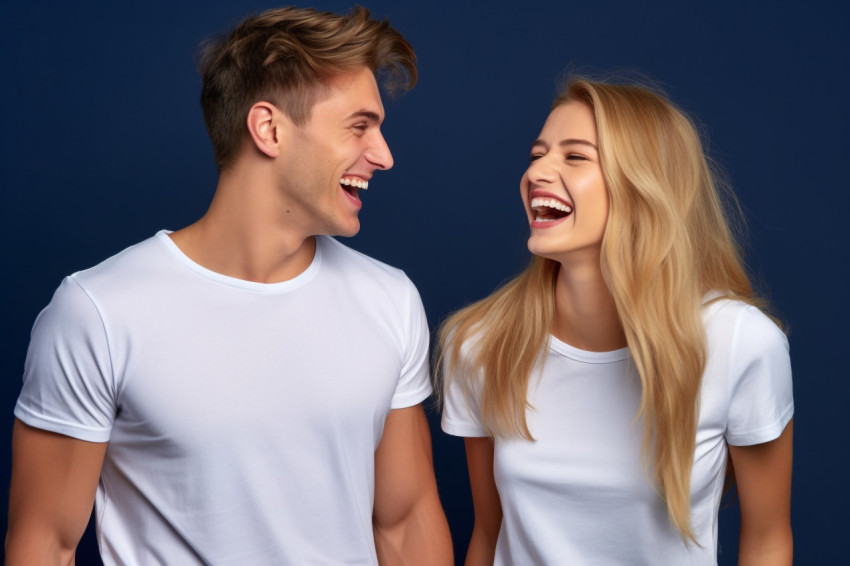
372,496,453,565
5,526,79,566
738,524,793,566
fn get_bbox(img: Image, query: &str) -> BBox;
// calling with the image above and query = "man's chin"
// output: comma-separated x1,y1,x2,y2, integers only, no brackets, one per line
331,220,361,238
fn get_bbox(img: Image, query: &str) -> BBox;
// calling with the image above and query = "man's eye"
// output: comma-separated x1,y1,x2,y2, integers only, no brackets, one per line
352,124,368,132
528,154,543,162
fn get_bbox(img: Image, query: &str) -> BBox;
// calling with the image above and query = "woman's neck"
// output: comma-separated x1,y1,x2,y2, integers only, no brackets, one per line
551,258,627,352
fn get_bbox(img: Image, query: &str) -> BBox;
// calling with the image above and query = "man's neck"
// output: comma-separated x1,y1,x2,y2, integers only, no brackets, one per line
169,166,316,284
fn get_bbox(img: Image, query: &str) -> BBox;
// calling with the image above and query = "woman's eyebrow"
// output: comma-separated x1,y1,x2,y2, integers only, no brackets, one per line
558,138,598,150
530,138,598,150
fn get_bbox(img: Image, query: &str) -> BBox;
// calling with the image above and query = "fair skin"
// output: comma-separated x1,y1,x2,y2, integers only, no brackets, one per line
170,67,394,283
463,101,792,565
6,66,452,565
522,102,625,351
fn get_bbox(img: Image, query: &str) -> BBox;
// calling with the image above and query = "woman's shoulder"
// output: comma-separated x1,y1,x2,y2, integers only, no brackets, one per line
703,295,784,338
702,295,789,372
701,297,793,445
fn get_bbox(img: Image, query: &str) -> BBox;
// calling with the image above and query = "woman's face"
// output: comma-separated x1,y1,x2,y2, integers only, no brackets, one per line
520,101,609,263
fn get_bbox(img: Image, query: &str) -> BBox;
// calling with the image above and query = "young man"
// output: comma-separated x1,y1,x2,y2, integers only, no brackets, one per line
6,7,452,565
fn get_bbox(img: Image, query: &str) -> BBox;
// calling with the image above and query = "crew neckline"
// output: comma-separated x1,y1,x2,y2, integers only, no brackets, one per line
548,334,631,364
155,230,322,293
547,292,731,364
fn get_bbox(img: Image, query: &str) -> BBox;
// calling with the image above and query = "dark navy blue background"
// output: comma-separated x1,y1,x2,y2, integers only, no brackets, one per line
2,1,847,563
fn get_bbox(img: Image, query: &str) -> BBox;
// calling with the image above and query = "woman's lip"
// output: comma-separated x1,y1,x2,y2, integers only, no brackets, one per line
529,189,572,207
530,215,569,229
528,189,573,228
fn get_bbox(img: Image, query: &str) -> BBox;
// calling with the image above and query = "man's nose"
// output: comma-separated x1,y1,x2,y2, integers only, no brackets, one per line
365,130,393,170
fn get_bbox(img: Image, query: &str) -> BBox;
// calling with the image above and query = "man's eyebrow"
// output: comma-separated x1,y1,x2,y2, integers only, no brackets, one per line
347,110,383,123
531,138,598,150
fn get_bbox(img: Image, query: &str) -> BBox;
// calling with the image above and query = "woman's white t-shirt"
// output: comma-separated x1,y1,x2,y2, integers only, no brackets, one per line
442,299,793,565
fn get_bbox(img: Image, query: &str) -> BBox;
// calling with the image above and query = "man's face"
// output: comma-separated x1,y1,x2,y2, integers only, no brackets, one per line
277,67,393,238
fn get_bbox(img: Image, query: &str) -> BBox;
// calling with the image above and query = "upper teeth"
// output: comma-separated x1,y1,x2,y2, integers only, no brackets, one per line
531,197,571,213
341,178,368,190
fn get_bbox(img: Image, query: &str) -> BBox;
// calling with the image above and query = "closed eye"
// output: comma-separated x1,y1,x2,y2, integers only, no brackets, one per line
528,154,544,162
566,154,589,161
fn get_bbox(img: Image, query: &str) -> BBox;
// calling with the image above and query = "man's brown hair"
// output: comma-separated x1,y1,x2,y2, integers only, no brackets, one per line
198,6,417,170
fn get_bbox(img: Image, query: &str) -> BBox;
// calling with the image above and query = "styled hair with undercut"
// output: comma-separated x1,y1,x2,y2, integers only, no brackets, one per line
198,6,417,171
439,77,779,545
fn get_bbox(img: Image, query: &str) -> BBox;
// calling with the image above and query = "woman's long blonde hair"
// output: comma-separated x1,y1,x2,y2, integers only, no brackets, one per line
439,77,770,543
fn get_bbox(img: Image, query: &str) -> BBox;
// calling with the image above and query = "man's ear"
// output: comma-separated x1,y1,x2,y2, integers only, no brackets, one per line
246,101,288,158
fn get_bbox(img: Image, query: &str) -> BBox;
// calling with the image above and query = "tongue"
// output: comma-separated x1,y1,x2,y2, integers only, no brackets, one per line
534,207,568,220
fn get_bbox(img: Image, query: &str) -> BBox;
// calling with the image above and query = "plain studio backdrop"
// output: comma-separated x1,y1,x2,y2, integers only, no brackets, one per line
1,1,847,563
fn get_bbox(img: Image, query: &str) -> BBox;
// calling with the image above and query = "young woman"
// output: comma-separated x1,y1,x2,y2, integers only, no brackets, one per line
440,78,793,565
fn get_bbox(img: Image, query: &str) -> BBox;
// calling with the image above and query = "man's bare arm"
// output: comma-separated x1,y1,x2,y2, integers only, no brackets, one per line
373,405,452,565
5,419,107,565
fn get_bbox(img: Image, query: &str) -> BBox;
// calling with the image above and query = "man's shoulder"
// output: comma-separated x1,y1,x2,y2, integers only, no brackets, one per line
318,236,413,288
71,231,170,290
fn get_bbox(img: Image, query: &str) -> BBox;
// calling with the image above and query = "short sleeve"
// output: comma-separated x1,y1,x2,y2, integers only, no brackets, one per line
725,305,793,446
14,276,116,442
440,343,489,438
389,279,433,409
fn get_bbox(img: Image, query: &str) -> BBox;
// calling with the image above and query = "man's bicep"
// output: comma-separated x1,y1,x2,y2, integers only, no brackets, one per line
373,405,434,523
5,419,107,564
373,405,452,564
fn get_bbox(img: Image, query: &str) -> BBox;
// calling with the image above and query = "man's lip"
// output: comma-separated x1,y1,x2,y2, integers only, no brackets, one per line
340,173,372,190
341,185,362,209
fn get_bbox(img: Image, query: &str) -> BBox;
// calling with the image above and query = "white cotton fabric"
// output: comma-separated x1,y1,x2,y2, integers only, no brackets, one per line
442,299,793,565
16,231,432,565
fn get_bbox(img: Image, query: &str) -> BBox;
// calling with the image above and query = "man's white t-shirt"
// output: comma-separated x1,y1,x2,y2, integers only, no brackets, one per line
443,298,793,565
16,231,433,565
